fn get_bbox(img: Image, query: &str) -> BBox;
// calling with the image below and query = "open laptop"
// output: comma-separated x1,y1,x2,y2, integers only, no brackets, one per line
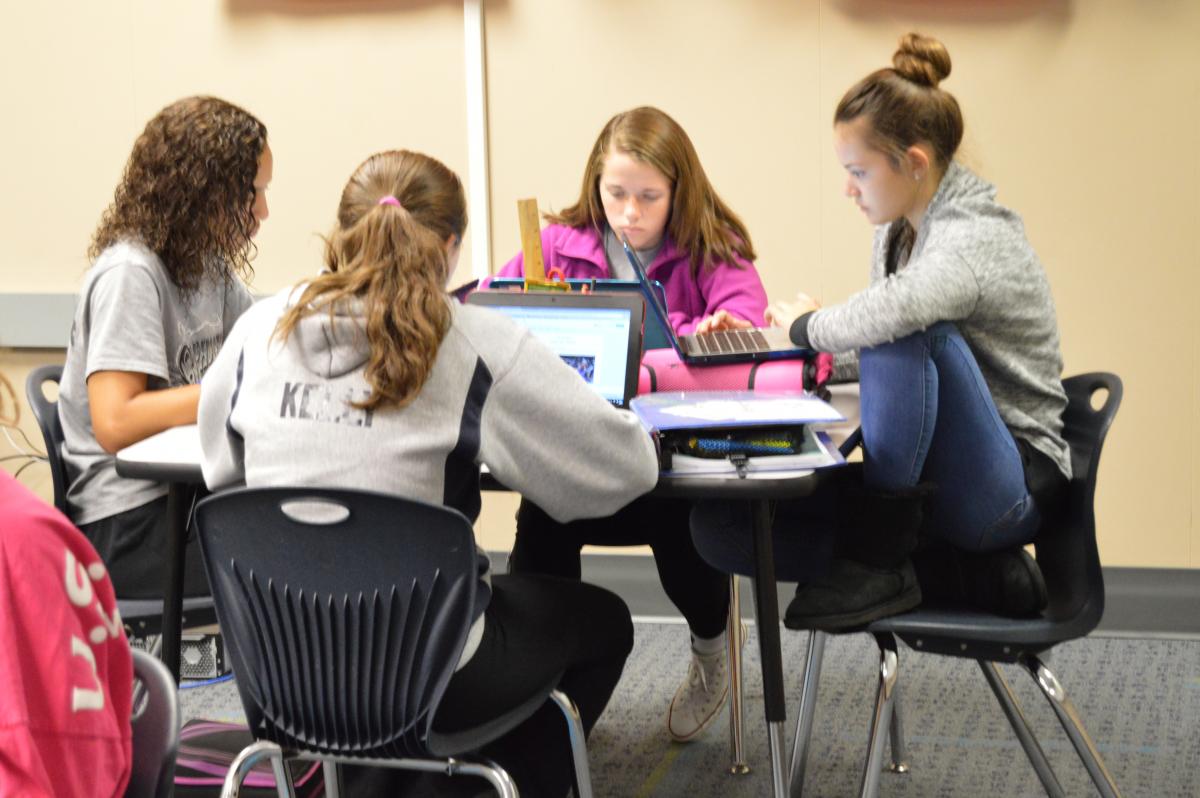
487,277,672,350
466,290,644,408
620,235,813,365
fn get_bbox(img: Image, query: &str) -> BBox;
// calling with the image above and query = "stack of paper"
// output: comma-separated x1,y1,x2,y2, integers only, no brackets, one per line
630,391,846,477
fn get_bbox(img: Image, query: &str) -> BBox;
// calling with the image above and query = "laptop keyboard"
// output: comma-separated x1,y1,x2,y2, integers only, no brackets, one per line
689,328,771,354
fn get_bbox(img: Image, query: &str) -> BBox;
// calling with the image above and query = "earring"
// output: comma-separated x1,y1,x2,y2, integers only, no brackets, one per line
914,172,922,182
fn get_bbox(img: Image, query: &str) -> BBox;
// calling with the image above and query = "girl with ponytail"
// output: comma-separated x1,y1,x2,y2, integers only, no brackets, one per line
696,34,1073,631
198,149,657,796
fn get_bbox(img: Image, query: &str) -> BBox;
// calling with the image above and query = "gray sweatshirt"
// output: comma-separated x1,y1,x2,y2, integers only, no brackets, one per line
198,287,658,665
804,162,1071,479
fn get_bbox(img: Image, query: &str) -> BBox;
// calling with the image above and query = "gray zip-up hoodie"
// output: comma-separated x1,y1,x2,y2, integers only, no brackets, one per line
801,161,1071,479
198,287,658,665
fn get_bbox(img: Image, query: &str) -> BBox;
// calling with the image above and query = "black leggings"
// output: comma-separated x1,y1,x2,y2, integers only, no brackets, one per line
78,492,210,599
511,496,729,640
433,574,633,797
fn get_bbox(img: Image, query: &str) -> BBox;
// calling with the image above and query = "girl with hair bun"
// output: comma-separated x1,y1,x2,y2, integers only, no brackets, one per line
199,149,657,796
495,107,771,744
59,96,271,599
696,33,1072,631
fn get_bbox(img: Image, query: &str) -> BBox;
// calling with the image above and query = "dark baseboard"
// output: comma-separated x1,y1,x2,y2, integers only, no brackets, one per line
489,552,1200,637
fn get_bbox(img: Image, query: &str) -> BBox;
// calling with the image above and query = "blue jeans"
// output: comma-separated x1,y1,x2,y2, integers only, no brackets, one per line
691,323,1039,579
861,322,1039,552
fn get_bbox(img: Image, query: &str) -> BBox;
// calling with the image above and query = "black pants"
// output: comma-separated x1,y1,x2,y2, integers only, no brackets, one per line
78,491,211,599
511,496,728,640
431,574,633,796
691,493,839,583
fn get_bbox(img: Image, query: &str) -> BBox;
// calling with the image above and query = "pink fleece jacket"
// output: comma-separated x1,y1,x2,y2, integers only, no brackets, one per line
492,224,768,335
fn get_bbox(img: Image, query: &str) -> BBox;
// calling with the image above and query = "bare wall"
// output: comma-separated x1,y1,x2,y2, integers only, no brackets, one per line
2,0,1196,569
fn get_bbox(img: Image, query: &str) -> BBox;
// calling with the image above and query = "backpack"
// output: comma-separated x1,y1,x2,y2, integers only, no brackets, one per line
638,348,834,397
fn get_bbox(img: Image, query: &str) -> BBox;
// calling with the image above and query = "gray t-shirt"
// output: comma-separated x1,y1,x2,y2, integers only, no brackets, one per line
603,225,661,280
59,240,254,524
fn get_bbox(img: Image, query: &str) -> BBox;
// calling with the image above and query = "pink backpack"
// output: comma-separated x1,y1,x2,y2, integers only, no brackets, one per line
174,721,322,797
638,348,834,397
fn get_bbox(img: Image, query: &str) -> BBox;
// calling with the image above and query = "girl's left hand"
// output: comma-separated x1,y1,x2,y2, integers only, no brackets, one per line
695,310,754,334
765,292,821,329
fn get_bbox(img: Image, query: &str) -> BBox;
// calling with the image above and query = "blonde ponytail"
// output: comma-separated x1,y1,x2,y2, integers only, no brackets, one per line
274,150,467,410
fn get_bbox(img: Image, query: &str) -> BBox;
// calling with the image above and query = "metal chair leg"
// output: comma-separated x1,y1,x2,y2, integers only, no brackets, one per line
728,574,750,774
269,751,297,798
979,660,1065,797
455,759,519,798
321,761,342,798
858,634,899,798
550,688,594,798
787,630,827,796
1022,655,1123,798
886,680,910,774
221,740,287,798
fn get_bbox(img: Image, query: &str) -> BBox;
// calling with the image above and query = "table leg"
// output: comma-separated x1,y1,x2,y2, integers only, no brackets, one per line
160,482,186,683
727,575,750,774
749,498,788,798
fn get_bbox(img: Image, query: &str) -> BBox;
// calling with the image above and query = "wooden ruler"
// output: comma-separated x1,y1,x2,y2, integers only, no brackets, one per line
516,198,546,282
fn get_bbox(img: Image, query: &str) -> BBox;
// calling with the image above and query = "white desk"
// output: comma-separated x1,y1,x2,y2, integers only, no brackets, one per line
116,423,203,482
115,386,860,795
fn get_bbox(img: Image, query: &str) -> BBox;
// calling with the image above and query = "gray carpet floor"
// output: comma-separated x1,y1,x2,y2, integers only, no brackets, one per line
179,622,1200,796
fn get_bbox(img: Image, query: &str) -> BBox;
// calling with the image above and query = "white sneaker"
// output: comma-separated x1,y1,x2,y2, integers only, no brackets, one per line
667,646,730,742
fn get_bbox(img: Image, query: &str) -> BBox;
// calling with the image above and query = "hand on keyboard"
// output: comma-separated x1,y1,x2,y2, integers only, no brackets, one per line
695,310,754,335
765,292,821,329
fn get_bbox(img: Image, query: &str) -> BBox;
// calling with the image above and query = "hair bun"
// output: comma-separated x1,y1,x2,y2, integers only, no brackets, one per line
892,32,951,88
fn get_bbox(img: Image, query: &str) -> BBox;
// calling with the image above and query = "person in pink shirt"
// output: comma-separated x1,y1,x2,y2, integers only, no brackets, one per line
498,106,768,743
0,373,133,798
494,106,767,335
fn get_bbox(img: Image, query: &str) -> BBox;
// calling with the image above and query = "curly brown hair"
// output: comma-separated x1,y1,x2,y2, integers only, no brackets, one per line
89,96,268,295
275,150,466,411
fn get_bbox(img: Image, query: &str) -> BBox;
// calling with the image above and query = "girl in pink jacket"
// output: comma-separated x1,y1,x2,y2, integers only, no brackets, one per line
495,106,768,335
501,106,767,743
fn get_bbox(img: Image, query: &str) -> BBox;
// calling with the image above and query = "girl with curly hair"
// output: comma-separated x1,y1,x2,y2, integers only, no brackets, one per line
58,95,271,598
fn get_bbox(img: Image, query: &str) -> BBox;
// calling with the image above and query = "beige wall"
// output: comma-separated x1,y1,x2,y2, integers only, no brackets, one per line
3,1,1197,569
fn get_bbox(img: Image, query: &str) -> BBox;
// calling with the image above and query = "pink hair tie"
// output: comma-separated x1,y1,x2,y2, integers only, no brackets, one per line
377,195,402,208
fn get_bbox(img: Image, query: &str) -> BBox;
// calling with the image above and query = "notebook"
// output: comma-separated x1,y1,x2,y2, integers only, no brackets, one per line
620,235,814,365
630,390,845,476
467,290,645,408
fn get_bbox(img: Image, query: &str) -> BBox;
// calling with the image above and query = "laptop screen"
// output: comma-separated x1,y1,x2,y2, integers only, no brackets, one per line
466,291,645,407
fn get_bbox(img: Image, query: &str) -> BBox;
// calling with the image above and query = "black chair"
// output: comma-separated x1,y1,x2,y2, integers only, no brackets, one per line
194,486,594,798
789,373,1124,797
127,648,180,798
25,364,216,639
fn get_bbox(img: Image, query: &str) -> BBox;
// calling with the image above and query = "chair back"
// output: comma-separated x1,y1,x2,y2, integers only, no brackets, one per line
1036,372,1123,633
24,364,70,513
193,486,482,759
127,648,180,798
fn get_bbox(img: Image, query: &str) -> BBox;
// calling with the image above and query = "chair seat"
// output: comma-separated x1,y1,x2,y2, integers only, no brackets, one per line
427,670,564,757
868,595,1103,662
